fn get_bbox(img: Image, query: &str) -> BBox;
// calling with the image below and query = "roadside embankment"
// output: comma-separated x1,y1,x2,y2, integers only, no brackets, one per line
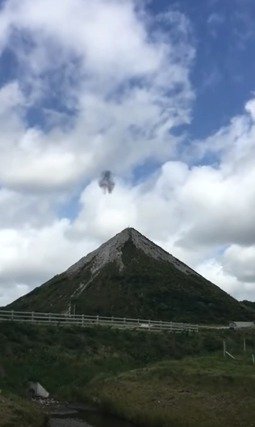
84,355,255,427
0,393,47,427
1,322,255,426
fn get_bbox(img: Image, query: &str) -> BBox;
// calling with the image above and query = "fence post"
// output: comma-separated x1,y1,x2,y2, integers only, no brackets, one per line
11,310,14,321
97,315,99,325
148,319,151,330
223,340,226,358
31,312,34,323
82,314,84,327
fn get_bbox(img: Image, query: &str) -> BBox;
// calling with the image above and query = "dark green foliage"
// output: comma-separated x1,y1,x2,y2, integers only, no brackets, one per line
1,322,255,427
1,321,255,399
241,300,255,314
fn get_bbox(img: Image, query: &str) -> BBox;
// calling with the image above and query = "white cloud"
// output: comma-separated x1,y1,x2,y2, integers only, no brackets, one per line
0,0,254,306
0,219,97,288
0,0,194,191
223,245,255,283
0,81,24,113
197,257,255,302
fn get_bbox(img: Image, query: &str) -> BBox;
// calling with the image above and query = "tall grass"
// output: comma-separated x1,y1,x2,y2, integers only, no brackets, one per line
85,355,255,427
1,322,255,426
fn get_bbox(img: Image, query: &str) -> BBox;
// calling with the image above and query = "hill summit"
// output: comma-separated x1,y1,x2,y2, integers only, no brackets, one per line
7,228,252,323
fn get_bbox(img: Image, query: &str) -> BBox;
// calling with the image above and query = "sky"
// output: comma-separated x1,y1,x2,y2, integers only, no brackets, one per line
0,0,255,305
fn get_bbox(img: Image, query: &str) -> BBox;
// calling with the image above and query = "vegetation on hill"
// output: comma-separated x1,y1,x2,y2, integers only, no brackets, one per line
0,321,220,398
85,355,255,427
1,321,252,398
7,240,253,324
1,322,255,426
0,393,46,427
241,300,255,313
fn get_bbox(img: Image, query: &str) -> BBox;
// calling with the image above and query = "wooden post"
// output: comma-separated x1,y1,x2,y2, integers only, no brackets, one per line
96,315,99,324
223,340,226,358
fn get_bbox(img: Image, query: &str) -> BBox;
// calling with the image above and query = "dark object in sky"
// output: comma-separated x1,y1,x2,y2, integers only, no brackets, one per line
99,170,115,193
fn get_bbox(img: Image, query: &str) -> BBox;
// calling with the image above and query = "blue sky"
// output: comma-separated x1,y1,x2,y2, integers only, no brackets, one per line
1,0,254,155
0,0,255,305
149,0,255,139
1,0,255,140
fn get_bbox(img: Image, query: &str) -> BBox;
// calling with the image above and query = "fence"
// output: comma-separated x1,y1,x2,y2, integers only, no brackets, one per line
0,310,198,333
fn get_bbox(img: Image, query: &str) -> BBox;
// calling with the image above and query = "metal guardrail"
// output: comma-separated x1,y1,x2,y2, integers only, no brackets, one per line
0,310,198,332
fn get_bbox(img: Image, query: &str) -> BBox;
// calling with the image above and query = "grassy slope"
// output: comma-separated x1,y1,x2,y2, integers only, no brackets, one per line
0,393,46,427
0,322,219,398
1,322,255,426
241,300,255,313
85,356,255,427
8,241,253,323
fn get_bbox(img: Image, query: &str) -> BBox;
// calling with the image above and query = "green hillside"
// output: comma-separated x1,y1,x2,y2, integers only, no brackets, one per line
1,321,255,427
86,355,255,427
241,300,255,313
7,229,253,324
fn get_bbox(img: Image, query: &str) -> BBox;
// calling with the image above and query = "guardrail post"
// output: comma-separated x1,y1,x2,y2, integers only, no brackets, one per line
148,319,151,330
11,310,14,321
97,315,99,324
31,312,34,323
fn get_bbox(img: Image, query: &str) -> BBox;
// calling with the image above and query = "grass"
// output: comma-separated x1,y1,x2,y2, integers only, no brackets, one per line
0,393,46,427
1,321,255,426
85,355,255,427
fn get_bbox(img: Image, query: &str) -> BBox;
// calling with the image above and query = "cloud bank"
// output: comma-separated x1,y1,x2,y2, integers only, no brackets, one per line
0,0,254,305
